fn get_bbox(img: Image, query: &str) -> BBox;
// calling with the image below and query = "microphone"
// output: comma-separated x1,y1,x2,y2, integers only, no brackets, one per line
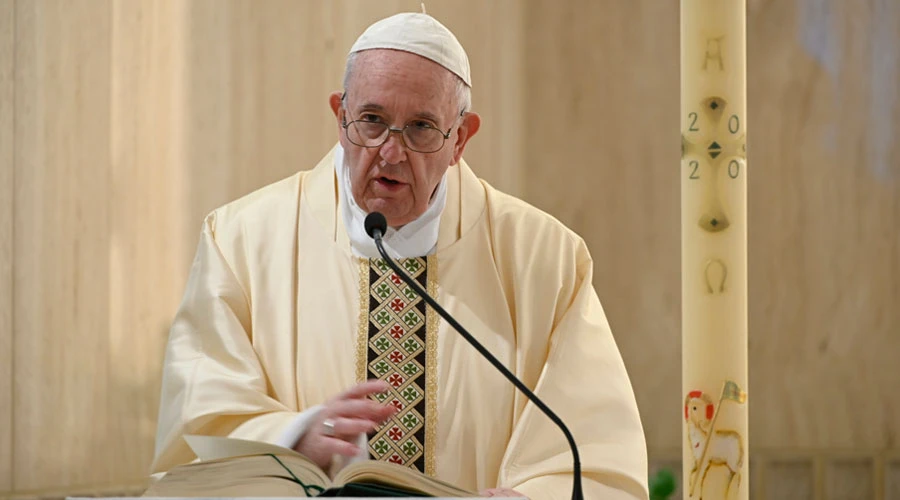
363,212,584,500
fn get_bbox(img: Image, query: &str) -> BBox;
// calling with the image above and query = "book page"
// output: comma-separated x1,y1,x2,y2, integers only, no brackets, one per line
184,434,305,462
182,435,477,497
336,461,477,497
142,458,318,498
182,435,330,494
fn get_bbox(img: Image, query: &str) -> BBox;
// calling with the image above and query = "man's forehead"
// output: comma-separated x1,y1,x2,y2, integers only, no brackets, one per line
344,51,457,117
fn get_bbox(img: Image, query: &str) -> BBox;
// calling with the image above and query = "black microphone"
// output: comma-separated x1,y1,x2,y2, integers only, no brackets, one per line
363,211,584,500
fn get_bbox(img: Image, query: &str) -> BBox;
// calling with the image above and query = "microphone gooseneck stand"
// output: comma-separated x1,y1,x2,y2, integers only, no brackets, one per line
364,212,583,500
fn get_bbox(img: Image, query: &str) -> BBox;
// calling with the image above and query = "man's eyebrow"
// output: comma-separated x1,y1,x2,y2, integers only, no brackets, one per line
356,102,385,112
354,103,441,124
411,111,441,124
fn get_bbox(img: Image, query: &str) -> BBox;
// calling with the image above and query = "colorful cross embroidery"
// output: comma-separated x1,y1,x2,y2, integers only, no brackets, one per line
366,257,429,473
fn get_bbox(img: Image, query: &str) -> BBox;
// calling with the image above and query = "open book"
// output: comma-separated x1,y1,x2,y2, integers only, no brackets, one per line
142,435,478,497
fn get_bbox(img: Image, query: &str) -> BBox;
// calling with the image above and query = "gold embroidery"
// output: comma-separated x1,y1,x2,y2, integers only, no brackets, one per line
424,254,439,477
364,258,429,471
356,258,369,383
355,256,439,475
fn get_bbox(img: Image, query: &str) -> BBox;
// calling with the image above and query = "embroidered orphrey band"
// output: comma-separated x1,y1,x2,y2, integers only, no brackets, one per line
357,256,437,475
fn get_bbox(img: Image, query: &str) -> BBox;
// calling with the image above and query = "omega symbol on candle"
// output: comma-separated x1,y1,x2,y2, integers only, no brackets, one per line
704,259,728,294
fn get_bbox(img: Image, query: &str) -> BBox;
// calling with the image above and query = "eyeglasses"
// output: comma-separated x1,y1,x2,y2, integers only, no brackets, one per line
340,98,461,154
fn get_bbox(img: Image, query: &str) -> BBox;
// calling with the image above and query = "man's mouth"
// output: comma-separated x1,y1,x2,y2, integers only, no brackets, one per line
374,176,405,191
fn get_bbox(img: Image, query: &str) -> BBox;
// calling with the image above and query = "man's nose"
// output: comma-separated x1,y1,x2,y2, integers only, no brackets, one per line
379,129,408,165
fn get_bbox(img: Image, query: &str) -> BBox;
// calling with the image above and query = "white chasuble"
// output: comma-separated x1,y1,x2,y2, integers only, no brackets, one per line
151,144,649,499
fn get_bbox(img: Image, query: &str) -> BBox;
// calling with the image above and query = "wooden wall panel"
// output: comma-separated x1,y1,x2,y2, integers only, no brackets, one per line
181,0,333,243
888,459,900,500
0,0,14,494
764,460,815,499
747,0,900,450
826,459,875,500
107,0,188,485
12,0,113,491
523,0,683,451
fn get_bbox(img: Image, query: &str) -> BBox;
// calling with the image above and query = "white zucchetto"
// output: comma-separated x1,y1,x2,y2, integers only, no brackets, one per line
349,12,471,87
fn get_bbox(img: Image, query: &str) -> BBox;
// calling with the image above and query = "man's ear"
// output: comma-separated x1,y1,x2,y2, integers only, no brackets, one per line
329,91,343,122
451,112,481,165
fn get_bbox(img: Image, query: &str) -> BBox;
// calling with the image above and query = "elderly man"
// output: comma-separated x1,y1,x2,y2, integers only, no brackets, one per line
151,11,648,500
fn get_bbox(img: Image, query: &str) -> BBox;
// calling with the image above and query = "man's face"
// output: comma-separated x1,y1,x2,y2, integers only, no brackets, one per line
329,49,480,228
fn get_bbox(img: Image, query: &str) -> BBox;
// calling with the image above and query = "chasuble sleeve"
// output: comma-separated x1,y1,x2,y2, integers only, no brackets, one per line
497,237,649,500
150,212,302,474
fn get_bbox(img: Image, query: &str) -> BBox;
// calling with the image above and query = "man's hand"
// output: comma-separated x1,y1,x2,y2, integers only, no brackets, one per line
293,379,396,470
480,488,529,498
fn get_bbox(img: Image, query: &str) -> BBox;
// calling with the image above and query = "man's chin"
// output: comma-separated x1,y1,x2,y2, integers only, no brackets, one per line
363,201,402,226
